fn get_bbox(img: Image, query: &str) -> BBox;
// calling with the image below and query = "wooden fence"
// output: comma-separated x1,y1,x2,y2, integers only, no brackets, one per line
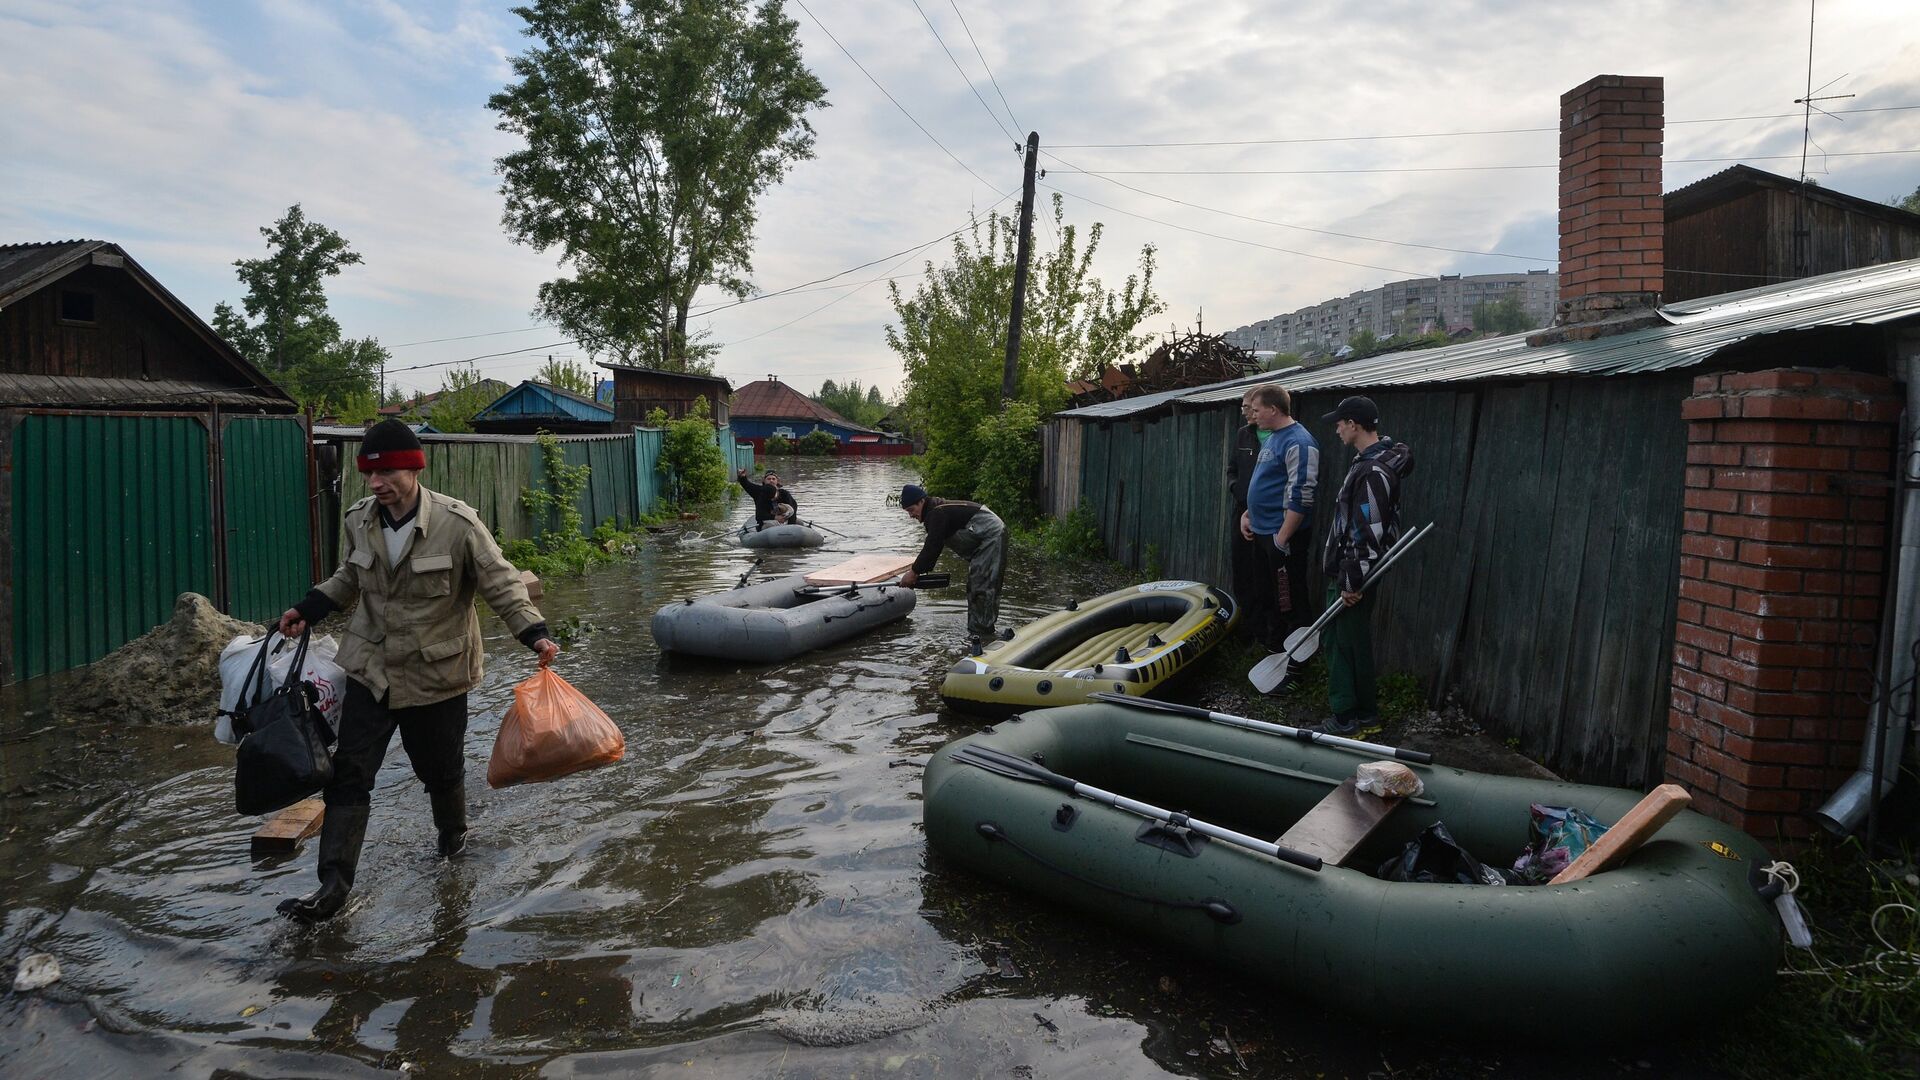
1057,373,1695,787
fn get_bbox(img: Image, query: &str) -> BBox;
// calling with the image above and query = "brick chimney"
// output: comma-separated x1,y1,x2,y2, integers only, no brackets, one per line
1556,75,1664,325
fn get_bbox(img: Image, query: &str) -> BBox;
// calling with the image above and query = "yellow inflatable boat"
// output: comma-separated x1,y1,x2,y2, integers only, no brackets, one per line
939,581,1237,715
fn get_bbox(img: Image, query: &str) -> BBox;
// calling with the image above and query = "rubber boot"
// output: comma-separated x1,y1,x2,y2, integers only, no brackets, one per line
278,803,370,922
430,783,468,858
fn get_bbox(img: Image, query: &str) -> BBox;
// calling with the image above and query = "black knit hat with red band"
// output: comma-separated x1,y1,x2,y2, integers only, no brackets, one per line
357,418,426,473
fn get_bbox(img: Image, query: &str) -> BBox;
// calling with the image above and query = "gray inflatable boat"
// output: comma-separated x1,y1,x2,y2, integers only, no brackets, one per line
739,522,824,548
653,574,915,662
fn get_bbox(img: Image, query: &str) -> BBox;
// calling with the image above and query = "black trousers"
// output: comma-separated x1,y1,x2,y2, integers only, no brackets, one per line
1228,510,1276,640
1251,532,1314,648
324,678,469,808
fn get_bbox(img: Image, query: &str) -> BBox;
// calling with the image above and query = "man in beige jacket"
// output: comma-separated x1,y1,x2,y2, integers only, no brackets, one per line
276,418,558,922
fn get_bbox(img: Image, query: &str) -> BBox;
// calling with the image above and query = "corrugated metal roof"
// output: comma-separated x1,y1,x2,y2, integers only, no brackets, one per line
731,376,884,432
0,373,290,409
0,240,104,304
1071,258,1920,417
473,380,614,421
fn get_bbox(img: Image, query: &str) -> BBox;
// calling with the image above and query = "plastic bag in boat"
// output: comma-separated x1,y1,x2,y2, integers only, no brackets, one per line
215,632,345,745
1378,821,1508,885
1509,804,1610,884
487,668,624,788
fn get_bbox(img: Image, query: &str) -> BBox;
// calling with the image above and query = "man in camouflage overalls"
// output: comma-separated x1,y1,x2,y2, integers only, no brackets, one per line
896,483,1006,643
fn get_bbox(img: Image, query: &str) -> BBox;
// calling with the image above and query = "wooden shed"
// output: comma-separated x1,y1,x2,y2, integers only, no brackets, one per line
0,240,311,683
470,380,615,434
1666,165,1920,303
599,363,731,427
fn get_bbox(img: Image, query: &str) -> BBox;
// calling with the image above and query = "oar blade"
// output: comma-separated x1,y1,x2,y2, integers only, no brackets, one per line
1248,652,1291,693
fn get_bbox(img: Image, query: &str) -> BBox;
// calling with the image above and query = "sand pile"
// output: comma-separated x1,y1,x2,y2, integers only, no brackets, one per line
58,593,263,725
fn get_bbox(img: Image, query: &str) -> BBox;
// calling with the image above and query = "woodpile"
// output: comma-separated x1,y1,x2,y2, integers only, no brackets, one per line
1067,331,1258,407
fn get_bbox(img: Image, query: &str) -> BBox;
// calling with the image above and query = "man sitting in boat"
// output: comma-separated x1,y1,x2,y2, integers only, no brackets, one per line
738,468,798,530
897,483,1006,645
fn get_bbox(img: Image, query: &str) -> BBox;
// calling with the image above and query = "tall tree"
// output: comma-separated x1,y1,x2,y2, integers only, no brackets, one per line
427,366,501,434
887,194,1164,498
536,356,597,396
811,377,887,426
212,204,389,408
1897,183,1920,214
490,0,828,372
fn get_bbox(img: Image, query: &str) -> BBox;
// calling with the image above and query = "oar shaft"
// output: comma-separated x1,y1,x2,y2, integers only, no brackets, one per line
1074,779,1318,869
1087,692,1433,765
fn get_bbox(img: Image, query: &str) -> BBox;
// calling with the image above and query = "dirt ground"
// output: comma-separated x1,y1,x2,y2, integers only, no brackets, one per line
55,592,262,726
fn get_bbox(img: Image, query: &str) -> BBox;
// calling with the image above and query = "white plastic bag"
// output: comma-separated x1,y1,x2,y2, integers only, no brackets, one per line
1354,760,1424,799
215,632,346,744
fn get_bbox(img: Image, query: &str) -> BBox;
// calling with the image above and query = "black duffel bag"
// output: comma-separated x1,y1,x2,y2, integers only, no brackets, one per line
232,629,336,815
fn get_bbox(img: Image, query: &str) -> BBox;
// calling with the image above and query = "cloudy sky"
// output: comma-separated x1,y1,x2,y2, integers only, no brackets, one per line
5,0,1918,399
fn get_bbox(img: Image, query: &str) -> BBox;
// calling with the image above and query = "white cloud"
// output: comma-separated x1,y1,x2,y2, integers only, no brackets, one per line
3,0,1917,398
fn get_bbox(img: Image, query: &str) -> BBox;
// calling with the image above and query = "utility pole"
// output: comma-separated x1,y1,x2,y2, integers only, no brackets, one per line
1002,131,1039,401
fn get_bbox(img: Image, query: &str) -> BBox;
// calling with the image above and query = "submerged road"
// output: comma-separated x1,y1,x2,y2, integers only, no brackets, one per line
0,458,1728,1077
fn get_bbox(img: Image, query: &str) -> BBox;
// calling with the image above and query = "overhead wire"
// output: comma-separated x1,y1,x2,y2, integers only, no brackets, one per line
1040,148,1920,176
948,0,1022,135
908,0,1017,145
1046,104,1920,149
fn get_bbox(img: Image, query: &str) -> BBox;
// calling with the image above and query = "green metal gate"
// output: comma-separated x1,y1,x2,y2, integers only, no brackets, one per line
220,415,313,623
9,413,214,681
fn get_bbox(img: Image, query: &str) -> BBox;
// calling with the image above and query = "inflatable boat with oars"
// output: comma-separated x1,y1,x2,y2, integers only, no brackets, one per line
653,572,917,662
922,696,1783,1039
938,580,1236,715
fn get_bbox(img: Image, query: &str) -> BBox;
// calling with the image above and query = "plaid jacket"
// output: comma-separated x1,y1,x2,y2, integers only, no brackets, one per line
1322,438,1414,593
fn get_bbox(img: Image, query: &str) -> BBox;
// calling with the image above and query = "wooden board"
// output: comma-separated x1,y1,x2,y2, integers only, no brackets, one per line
1550,784,1691,884
1276,777,1403,867
803,554,915,586
251,798,325,857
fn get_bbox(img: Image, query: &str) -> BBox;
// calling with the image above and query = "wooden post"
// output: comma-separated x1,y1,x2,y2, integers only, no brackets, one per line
1002,131,1040,401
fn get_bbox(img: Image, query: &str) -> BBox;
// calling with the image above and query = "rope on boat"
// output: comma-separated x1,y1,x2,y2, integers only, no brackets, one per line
973,821,1241,925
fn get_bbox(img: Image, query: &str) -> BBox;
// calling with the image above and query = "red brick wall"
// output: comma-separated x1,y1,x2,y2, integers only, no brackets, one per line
1558,75,1664,324
1667,368,1903,839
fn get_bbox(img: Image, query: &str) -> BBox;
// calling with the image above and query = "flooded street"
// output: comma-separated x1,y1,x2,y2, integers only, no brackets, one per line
3,457,1707,1078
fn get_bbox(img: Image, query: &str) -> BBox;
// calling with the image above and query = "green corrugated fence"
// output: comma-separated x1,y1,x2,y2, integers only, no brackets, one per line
221,416,314,623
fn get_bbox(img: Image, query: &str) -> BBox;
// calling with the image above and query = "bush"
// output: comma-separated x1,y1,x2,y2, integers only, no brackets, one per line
973,400,1042,526
1028,500,1105,560
764,433,793,455
646,396,728,505
797,429,839,455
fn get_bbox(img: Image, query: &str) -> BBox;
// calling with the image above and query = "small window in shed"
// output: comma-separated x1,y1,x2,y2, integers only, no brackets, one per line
60,290,96,324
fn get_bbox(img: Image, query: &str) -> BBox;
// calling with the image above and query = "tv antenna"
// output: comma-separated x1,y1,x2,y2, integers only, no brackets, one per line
1791,0,1855,275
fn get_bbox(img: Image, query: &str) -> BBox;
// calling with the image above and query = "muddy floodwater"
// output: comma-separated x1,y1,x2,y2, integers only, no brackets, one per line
2,458,1721,1078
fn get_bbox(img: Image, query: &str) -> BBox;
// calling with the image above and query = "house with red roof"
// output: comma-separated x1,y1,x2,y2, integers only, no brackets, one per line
728,375,910,456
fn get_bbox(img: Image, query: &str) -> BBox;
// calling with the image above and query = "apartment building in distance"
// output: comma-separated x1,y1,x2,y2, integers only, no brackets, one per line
1224,270,1557,355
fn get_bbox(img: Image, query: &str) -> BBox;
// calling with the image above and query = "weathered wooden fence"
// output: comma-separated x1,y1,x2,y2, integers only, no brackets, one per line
1059,373,1695,787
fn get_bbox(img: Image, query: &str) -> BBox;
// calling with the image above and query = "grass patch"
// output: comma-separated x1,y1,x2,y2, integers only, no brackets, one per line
1377,671,1426,722
503,519,652,579
1019,501,1105,561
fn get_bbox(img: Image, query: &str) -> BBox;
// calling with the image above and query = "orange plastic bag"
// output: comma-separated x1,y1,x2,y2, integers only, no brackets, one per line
487,668,624,788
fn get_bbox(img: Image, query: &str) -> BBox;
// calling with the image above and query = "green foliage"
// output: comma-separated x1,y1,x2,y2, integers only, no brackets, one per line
1142,543,1164,582
521,431,590,543
329,388,381,425
1895,184,1920,214
536,356,597,396
972,400,1043,526
1265,352,1306,370
427,366,499,434
1377,672,1427,721
1025,500,1105,560
887,193,1165,499
212,204,390,409
646,396,728,504
1470,293,1535,336
813,377,889,427
796,429,838,455
1346,329,1380,358
489,0,828,370
763,432,794,455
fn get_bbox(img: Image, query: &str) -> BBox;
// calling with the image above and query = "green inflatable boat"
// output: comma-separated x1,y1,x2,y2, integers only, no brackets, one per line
939,580,1237,716
922,700,1781,1039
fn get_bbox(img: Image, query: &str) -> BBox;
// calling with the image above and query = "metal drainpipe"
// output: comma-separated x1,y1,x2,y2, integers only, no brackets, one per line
1816,341,1920,836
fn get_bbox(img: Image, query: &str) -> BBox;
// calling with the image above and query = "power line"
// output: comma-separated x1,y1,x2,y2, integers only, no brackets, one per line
1041,147,1920,176
791,0,1009,198
949,0,1022,135
1040,179,1427,276
1041,150,1555,263
387,325,552,348
1047,104,1920,149
908,0,1017,145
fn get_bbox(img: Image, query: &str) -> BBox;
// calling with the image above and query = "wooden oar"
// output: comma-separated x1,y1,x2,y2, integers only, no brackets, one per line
798,519,851,539
792,572,949,597
1089,692,1434,764
950,743,1323,872
1249,522,1433,693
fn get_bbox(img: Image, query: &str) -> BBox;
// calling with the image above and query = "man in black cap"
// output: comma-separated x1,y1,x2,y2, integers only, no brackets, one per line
897,483,1006,644
274,418,559,922
1316,396,1414,735
737,467,797,529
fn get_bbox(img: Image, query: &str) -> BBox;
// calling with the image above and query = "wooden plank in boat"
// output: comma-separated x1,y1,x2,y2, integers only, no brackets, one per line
804,554,914,586
1550,784,1689,885
251,798,325,857
1275,777,1402,868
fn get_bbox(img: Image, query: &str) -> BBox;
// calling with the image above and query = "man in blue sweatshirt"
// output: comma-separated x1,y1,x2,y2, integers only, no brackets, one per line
1238,383,1318,651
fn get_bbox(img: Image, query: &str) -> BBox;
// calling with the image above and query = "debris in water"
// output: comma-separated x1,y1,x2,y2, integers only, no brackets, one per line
13,953,60,991
240,1005,262,1018
995,952,1019,979
1032,1012,1057,1034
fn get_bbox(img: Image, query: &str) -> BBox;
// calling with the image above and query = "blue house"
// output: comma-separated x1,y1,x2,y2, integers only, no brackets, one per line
471,380,615,434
